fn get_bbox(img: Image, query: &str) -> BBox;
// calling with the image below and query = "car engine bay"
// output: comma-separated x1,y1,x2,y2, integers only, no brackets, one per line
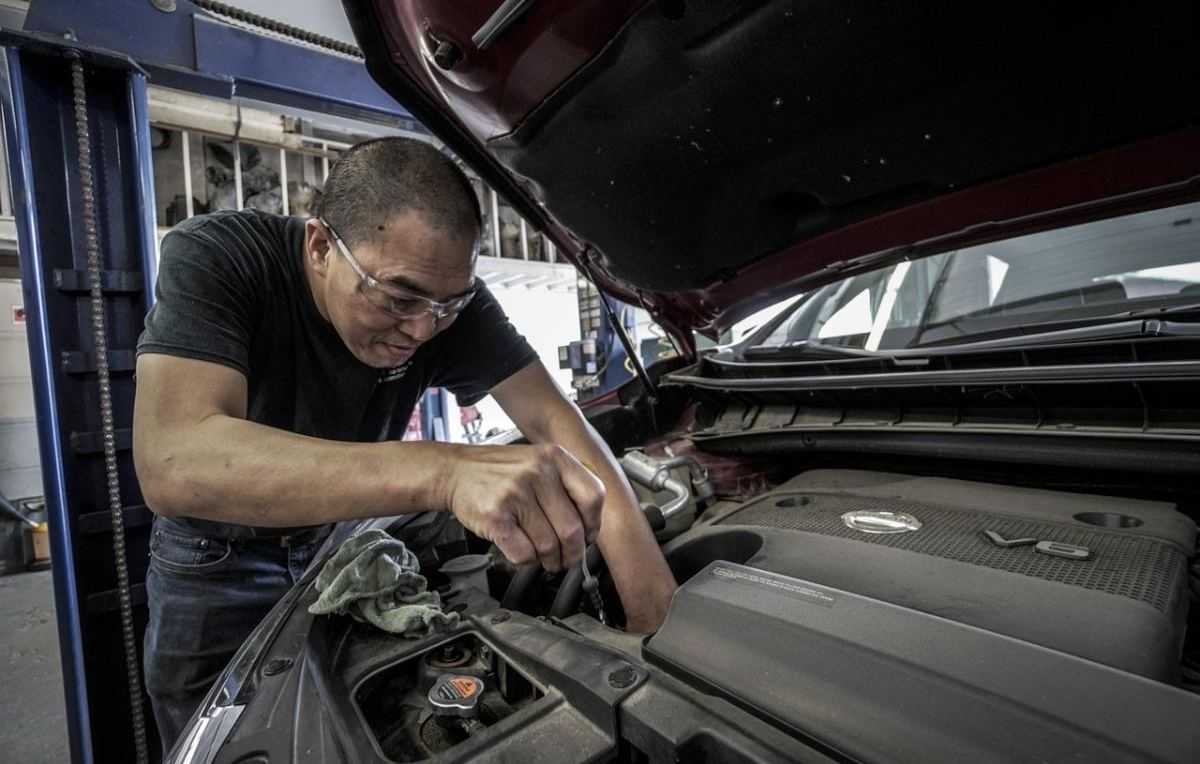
203,423,1200,764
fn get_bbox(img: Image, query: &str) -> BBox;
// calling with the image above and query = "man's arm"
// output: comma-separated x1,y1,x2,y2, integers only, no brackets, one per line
491,362,678,633
134,353,606,571
134,353,455,523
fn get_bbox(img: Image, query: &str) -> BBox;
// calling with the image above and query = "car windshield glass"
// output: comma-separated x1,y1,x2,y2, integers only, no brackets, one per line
754,201,1200,351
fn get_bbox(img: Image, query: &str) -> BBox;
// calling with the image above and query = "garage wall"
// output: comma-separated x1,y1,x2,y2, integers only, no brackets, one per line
442,280,581,443
0,279,41,501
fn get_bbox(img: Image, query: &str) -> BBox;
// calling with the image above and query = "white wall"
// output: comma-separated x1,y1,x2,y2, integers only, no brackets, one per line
0,279,41,500
442,284,580,443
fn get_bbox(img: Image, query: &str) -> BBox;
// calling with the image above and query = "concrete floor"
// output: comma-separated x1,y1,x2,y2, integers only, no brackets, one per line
0,569,70,763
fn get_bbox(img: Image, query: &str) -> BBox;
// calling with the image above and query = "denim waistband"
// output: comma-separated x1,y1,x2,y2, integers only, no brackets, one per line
157,515,332,542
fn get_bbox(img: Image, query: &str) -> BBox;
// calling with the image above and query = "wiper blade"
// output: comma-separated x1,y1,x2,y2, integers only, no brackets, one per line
915,301,1200,348
911,318,1200,351
1123,301,1200,321
742,341,883,360
740,306,1200,360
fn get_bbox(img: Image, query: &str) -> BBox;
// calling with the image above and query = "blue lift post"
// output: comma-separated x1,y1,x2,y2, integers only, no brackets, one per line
0,30,160,763
1,3,429,762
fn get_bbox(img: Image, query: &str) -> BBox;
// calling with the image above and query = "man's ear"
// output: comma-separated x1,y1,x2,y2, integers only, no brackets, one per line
304,219,333,277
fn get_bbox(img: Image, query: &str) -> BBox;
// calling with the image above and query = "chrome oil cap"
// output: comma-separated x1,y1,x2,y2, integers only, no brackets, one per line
841,510,922,534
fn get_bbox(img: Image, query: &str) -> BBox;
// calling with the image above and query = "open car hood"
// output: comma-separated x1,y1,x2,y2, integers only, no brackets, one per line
343,1,1199,349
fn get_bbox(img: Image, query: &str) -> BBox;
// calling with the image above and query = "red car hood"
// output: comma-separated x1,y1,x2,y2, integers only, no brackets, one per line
343,1,1199,353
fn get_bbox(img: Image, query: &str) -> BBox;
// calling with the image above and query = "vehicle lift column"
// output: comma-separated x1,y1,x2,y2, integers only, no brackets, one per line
1,30,159,764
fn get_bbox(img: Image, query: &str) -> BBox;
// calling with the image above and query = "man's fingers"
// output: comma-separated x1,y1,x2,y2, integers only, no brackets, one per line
519,498,564,572
552,448,606,544
533,476,586,570
452,443,605,572
491,521,538,568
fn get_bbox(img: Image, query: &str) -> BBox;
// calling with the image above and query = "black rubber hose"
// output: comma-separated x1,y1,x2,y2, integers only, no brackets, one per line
548,502,665,619
500,563,541,611
549,544,604,620
643,505,667,534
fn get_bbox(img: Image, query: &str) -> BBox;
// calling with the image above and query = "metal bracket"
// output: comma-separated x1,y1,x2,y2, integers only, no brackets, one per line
61,350,137,374
69,428,133,455
0,26,145,73
86,583,147,614
78,505,154,535
54,268,144,294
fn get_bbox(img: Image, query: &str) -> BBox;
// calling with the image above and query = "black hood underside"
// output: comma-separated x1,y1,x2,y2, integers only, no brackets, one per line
492,0,1199,292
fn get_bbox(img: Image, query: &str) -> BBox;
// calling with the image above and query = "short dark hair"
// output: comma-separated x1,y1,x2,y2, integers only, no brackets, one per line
316,137,481,248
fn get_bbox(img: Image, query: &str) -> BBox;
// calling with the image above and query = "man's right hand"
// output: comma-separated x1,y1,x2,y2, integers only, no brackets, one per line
443,443,605,572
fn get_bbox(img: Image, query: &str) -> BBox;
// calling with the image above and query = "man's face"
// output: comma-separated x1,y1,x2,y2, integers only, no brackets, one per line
306,210,477,369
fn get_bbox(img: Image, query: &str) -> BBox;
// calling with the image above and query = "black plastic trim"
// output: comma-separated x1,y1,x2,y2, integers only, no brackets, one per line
668,359,1200,391
697,430,1200,474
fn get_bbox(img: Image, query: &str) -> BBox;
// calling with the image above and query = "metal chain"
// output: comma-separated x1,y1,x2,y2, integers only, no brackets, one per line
68,52,150,764
192,0,365,59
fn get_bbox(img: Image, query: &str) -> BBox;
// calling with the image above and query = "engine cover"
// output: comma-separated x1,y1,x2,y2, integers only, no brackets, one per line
663,470,1195,680
645,561,1200,764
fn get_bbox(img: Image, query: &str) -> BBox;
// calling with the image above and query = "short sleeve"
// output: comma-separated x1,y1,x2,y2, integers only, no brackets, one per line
429,283,539,406
136,223,262,375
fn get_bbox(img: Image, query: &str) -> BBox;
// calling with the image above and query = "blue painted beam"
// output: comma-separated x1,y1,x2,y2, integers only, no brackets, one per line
128,73,160,297
23,0,420,125
24,0,198,73
191,14,419,125
0,46,94,764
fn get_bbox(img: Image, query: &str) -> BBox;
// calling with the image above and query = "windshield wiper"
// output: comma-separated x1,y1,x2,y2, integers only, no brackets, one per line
740,306,1200,360
914,301,1200,347
910,316,1200,352
741,341,884,360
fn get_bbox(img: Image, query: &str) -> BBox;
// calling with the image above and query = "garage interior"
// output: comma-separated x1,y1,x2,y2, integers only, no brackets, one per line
2,2,1198,763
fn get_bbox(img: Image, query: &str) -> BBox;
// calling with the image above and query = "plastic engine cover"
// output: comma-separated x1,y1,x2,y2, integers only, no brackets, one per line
687,470,1195,679
646,562,1200,764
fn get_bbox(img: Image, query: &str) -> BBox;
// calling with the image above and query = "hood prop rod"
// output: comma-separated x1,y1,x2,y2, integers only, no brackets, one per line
581,261,660,432
473,0,538,50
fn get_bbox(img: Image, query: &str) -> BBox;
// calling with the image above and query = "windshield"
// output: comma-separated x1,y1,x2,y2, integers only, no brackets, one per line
755,201,1200,350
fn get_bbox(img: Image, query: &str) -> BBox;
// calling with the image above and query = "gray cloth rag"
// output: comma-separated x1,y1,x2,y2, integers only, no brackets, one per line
308,528,459,637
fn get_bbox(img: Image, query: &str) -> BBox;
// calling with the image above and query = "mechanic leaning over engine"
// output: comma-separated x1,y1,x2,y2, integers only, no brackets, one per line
132,137,678,752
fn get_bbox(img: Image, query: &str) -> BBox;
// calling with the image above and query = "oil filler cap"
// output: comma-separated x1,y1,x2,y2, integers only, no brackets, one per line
428,674,484,719
841,510,922,534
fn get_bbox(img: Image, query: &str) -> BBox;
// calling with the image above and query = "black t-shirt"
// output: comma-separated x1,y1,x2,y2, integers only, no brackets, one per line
137,210,537,533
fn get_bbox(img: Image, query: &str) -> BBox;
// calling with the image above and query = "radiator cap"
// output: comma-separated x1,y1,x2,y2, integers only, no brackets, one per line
428,674,483,719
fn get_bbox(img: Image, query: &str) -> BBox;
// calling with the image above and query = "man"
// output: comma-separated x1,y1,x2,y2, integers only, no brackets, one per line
133,137,676,752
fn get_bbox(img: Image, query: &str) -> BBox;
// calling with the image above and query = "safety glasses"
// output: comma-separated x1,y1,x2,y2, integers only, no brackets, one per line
319,218,477,322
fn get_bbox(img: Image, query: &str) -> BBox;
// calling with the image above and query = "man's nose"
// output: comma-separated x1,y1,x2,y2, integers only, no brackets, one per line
402,311,438,342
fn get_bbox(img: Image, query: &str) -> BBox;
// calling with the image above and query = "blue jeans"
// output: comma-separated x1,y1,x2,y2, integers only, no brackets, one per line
142,517,327,756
